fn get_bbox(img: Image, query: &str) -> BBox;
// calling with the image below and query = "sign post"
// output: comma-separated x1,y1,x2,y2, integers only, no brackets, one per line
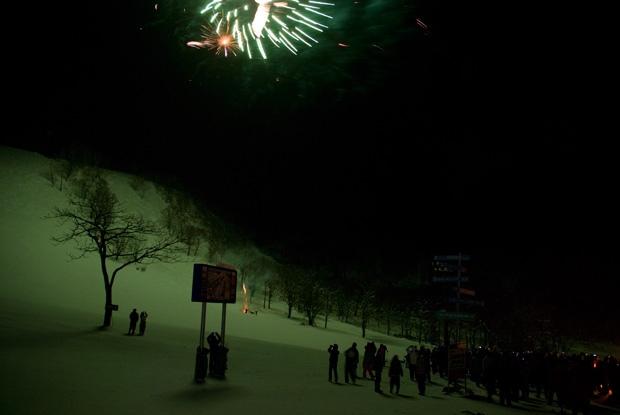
433,253,472,393
448,343,467,381
436,311,477,321
191,263,237,382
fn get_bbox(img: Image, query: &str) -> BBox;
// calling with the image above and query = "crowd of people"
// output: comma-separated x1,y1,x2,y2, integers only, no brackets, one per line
472,347,618,414
328,341,619,414
328,341,433,395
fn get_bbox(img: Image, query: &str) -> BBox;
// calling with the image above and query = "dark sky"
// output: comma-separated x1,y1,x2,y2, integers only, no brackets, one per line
7,0,612,276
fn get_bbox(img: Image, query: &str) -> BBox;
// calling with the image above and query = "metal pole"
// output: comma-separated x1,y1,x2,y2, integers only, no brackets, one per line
199,301,207,349
221,303,227,347
454,253,463,392
456,253,461,344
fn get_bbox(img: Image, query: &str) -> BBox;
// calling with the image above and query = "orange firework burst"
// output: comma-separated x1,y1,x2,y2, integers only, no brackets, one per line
187,21,240,57
212,33,239,57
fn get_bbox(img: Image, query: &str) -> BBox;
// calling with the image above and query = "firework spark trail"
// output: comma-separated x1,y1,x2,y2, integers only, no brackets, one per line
186,0,334,58
186,21,240,57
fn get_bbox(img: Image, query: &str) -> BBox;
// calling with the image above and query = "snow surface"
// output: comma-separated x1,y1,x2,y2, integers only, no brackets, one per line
1,145,618,415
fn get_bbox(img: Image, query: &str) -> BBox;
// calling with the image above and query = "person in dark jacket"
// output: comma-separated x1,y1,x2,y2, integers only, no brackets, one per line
388,354,404,394
417,346,428,395
483,348,499,402
424,346,432,382
373,344,387,393
470,347,485,387
207,331,222,376
497,351,514,406
128,308,139,335
405,345,418,381
570,358,591,415
344,342,359,384
376,343,387,368
138,310,148,335
328,344,339,383
547,355,570,409
362,341,377,379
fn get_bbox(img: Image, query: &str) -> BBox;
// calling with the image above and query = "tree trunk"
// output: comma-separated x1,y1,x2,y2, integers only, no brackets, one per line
103,307,113,327
102,281,113,327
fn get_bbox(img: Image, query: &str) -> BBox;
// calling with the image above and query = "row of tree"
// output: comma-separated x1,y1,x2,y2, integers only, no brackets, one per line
45,158,614,353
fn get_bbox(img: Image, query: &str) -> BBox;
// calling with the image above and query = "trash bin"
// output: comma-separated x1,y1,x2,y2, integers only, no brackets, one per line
194,346,209,382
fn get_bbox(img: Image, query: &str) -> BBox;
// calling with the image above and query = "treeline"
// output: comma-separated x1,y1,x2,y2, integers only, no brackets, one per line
44,148,616,353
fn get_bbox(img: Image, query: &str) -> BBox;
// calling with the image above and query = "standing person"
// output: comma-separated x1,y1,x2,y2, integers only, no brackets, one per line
362,341,376,379
483,348,500,403
416,346,428,395
207,331,222,377
138,310,148,335
344,342,359,384
128,308,139,335
406,345,418,381
438,345,448,378
547,355,569,410
212,344,229,379
328,344,339,383
570,360,591,415
388,354,404,394
424,346,432,382
497,351,514,406
530,350,550,399
470,347,485,388
431,346,440,376
373,344,387,393
376,343,387,369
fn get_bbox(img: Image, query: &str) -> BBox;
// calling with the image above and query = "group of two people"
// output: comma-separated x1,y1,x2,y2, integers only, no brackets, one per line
359,342,404,395
328,342,361,385
380,344,429,396
195,331,228,382
405,345,429,395
128,308,148,335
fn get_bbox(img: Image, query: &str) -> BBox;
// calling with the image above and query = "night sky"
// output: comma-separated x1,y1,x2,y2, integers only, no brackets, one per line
6,1,610,281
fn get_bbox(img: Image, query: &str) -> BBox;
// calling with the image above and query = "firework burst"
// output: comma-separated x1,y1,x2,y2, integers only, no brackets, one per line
187,21,240,57
187,0,335,59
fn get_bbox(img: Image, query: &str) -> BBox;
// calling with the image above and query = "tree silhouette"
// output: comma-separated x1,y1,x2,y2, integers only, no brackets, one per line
47,167,186,327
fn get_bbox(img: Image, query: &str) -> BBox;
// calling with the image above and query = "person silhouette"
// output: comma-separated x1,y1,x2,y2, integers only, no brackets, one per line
207,332,222,376
138,310,148,335
362,341,377,379
388,354,404,394
373,344,387,393
344,342,359,384
328,344,339,383
128,308,139,335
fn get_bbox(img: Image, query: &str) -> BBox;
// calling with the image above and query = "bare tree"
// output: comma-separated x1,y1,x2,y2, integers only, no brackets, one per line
202,212,240,264
322,284,340,329
264,278,275,309
47,158,80,191
295,269,323,326
336,290,355,323
358,287,376,338
158,187,208,257
239,253,267,303
273,264,300,318
47,168,186,328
